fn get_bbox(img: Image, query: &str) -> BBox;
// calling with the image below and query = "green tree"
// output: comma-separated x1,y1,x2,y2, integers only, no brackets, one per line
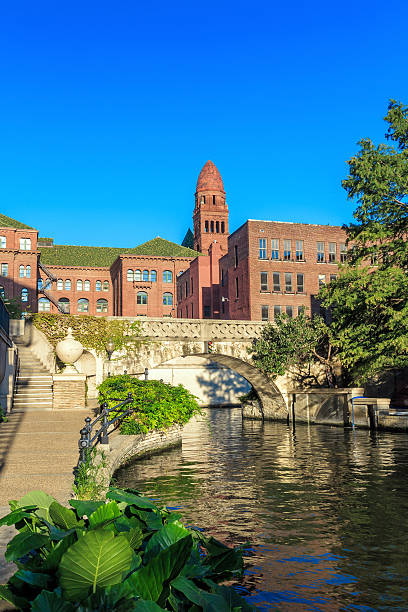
249,313,339,387
319,99,408,382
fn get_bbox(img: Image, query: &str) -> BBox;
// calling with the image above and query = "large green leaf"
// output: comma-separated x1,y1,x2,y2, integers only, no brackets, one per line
5,531,49,562
43,532,77,571
127,535,193,604
59,529,133,601
106,488,157,510
171,576,232,611
129,507,163,531
0,505,37,527
14,568,51,588
88,501,122,529
144,521,190,563
133,601,164,611
204,548,244,576
123,527,143,550
0,585,29,610
69,499,105,518
17,490,56,521
49,502,81,530
30,590,74,612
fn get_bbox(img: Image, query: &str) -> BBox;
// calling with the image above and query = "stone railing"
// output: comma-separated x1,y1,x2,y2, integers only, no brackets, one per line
107,317,266,342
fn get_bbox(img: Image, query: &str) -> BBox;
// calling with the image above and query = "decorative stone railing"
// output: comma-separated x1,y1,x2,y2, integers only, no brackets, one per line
107,317,266,342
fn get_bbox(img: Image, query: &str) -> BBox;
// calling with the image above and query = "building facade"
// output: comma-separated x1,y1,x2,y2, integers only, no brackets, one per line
0,160,347,321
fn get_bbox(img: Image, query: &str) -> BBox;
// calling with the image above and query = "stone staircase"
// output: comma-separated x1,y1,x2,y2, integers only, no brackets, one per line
13,341,53,411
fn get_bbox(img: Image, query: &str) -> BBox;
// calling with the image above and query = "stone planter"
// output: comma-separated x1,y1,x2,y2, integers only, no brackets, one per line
55,328,83,373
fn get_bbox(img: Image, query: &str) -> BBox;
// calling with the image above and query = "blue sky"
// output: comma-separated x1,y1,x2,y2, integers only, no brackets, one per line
1,0,407,247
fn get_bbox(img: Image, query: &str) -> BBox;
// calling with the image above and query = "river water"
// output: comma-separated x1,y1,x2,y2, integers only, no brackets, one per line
114,408,408,611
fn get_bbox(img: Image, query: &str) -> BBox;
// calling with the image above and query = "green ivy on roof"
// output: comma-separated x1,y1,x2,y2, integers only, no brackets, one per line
0,214,34,230
39,236,201,268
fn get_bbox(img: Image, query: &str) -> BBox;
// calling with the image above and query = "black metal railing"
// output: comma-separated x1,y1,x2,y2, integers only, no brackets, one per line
75,393,134,474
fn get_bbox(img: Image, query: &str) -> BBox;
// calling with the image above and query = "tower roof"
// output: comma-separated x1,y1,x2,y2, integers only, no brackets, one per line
196,160,224,192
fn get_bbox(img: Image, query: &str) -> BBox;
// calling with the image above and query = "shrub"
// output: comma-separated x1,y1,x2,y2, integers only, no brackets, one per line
0,487,255,610
98,375,201,434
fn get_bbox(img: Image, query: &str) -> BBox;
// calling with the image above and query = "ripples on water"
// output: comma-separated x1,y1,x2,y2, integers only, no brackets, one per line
114,408,408,611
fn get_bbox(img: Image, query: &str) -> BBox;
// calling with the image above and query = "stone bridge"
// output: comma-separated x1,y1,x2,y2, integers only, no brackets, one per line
106,317,291,419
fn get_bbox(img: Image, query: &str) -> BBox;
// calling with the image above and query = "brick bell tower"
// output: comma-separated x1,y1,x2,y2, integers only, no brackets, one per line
193,160,229,254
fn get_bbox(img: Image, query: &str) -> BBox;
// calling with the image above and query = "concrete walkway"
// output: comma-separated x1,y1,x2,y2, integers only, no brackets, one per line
0,407,92,593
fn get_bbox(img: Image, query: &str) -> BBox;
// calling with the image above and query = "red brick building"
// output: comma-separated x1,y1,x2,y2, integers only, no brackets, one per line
1,160,347,321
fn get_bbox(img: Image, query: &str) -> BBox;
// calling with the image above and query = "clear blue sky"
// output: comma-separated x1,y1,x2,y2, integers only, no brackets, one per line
1,0,407,247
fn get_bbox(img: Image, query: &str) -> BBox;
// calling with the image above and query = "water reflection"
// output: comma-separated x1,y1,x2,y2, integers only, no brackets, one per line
115,408,408,611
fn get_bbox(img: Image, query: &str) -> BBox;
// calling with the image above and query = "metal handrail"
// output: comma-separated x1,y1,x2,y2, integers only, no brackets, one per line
75,392,134,474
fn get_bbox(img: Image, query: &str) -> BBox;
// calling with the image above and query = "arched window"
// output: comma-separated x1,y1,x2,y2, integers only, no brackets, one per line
57,279,63,291
0,236,6,248
216,221,219,233
0,286,4,297
137,291,148,305
127,269,134,282
44,279,51,290
163,292,173,306
200,195,205,204
205,220,209,233
38,297,50,312
65,279,71,291
163,270,172,283
38,279,44,290
210,220,214,233
134,270,142,281
19,265,25,278
58,298,70,313
95,280,101,291
221,221,225,233
150,270,157,282
77,280,83,291
84,280,91,291
77,298,89,313
103,281,109,291
26,265,31,278
96,298,108,313
21,288,28,302
143,270,149,282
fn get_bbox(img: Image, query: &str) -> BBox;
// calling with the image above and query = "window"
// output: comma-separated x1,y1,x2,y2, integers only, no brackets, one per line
20,238,31,250
38,297,50,312
0,236,6,248
38,278,43,290
271,239,279,260
298,305,305,316
26,265,31,278
127,269,134,282
77,298,89,313
201,195,205,204
163,292,173,305
0,286,5,298
273,305,281,318
221,269,224,287
317,242,325,262
330,274,337,282
137,291,148,305
209,220,213,233
76,280,83,291
44,279,51,290
203,305,211,318
284,239,291,261
329,242,336,262
135,270,142,281
259,238,267,259
285,272,293,292
96,298,108,313
185,281,188,297
370,253,378,265
273,272,281,292
213,195,216,205
57,279,63,291
205,220,209,233
318,274,326,287
260,271,268,291
286,306,293,318
21,288,28,302
296,240,304,261
1,264,8,277
151,270,157,282
221,221,225,233
235,276,239,298
216,221,219,233
163,270,172,283
234,245,238,267
65,279,71,291
261,305,269,321
58,298,70,313
96,280,102,291
19,265,25,278
297,273,304,293
191,278,193,295
340,243,347,263
103,281,109,291
84,280,91,291
143,270,149,281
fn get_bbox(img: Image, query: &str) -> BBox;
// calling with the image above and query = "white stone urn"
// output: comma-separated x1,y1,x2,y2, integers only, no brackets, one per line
55,327,84,373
